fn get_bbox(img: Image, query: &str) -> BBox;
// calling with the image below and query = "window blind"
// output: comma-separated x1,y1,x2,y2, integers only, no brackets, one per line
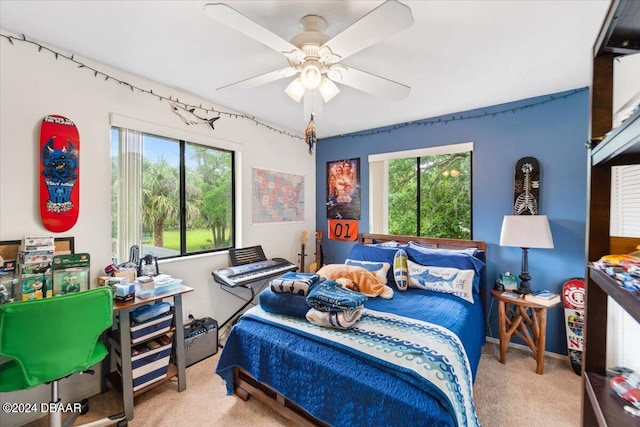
608,164,640,371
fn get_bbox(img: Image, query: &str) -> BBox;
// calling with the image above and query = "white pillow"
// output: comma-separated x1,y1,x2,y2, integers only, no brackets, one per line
406,259,475,303
344,259,391,285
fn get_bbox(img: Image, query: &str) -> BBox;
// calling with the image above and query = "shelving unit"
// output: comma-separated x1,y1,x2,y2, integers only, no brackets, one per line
583,1,640,426
105,285,193,421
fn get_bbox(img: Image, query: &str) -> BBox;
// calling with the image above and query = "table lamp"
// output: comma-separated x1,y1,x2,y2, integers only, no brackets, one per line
499,215,554,294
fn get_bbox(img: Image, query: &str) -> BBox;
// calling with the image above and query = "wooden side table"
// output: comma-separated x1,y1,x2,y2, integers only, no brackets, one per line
491,288,559,375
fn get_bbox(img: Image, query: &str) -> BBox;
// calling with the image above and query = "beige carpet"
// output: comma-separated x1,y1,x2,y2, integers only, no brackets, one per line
474,343,581,427
26,342,581,427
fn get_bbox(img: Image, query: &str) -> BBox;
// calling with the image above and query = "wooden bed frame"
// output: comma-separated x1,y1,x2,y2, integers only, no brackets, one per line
229,233,488,426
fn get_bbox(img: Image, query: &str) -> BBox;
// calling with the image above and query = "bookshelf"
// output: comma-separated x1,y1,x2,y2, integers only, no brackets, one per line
583,1,640,425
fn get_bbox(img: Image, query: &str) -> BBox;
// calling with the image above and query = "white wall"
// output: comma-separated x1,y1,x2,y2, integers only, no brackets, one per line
0,31,315,426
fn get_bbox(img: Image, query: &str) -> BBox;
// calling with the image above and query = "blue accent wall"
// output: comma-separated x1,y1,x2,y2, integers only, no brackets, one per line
315,88,589,355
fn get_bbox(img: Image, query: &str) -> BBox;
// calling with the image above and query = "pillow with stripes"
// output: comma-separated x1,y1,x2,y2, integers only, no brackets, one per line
393,249,408,291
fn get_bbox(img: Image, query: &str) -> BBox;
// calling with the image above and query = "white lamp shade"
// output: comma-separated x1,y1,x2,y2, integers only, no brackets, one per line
318,77,340,102
500,215,554,249
285,78,305,103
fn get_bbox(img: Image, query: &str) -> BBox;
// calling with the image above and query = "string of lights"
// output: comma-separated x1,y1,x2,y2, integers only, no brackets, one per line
2,32,587,144
0,33,304,140
323,87,588,142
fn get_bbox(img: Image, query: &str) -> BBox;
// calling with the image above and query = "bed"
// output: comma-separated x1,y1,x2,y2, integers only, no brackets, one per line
215,233,487,427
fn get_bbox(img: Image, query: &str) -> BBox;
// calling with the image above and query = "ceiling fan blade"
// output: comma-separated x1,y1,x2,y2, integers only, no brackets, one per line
328,66,410,101
322,0,413,61
217,67,298,90
203,3,303,60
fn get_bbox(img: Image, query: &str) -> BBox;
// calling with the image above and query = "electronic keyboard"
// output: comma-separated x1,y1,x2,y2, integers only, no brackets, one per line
212,257,297,288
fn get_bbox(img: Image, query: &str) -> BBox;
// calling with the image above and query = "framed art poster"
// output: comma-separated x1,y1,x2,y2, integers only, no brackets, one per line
327,158,360,220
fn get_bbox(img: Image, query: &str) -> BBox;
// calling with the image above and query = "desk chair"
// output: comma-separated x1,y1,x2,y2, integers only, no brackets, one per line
0,287,126,427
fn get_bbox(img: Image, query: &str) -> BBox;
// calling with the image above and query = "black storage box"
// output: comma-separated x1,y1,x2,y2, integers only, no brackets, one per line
177,316,218,367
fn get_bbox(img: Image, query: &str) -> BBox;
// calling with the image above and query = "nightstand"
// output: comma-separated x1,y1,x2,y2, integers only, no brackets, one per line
491,288,560,374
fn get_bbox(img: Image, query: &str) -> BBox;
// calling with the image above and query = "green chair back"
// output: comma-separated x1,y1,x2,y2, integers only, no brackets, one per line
0,287,113,392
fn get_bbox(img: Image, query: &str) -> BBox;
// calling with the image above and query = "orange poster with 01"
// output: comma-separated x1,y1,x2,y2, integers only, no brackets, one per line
328,219,359,241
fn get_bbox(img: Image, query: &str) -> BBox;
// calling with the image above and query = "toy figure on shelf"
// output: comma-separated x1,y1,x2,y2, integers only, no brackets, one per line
592,247,640,292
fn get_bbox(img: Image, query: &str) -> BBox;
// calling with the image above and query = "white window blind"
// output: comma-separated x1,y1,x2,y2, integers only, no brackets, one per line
607,164,640,371
116,128,143,262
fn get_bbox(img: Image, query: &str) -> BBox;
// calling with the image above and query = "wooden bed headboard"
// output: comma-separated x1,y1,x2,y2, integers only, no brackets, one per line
359,233,486,252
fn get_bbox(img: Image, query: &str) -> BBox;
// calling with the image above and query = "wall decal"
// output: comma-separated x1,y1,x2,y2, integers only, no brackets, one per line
171,103,220,130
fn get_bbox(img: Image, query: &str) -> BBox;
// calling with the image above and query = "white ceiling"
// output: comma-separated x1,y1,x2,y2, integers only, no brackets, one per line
0,0,611,138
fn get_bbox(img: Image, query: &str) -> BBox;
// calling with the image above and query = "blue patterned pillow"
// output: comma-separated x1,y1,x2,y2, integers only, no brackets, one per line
393,249,408,291
407,259,476,303
344,259,391,284
405,242,485,295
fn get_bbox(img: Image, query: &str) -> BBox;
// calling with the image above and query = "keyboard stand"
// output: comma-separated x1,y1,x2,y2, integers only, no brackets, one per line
217,281,257,331
215,246,292,338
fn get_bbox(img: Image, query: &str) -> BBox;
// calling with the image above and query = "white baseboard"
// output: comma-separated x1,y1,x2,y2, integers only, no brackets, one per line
485,336,569,361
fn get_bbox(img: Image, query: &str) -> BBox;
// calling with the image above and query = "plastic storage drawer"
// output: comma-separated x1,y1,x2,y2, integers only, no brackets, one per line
126,309,174,344
115,336,172,392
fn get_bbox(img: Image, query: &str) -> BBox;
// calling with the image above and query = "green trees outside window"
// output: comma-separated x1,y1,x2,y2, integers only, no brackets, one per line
388,152,471,239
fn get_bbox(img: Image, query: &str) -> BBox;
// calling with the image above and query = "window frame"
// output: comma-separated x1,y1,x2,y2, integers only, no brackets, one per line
110,113,240,261
368,142,473,237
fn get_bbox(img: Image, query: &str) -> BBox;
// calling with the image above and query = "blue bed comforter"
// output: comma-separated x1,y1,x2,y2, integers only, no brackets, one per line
216,288,484,427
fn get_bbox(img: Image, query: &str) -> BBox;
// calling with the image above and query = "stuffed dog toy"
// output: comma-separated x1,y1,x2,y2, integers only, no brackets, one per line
316,264,394,299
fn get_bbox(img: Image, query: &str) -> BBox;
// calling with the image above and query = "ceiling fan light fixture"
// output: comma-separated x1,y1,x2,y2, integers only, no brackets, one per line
319,77,340,102
300,61,322,89
285,77,305,102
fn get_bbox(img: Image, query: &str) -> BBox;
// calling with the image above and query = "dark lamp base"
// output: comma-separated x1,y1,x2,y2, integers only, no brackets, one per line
516,286,532,295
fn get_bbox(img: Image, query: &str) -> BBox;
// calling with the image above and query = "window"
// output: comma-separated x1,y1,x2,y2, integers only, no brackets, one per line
111,127,234,261
369,143,472,239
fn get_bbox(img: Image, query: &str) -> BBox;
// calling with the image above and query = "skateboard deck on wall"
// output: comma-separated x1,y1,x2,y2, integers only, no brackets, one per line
563,277,585,376
39,115,80,232
513,156,539,215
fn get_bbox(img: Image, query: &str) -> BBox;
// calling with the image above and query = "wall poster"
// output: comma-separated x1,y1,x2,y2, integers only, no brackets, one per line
251,167,305,223
327,158,360,220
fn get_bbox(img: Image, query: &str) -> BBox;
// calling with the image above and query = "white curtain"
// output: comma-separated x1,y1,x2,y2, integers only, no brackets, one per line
116,127,143,264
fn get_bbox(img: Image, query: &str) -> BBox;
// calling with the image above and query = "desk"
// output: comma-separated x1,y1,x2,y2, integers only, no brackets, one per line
491,289,559,375
109,285,193,421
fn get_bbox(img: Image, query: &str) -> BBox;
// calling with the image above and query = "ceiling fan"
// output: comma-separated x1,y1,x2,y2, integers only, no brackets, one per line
203,0,413,109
